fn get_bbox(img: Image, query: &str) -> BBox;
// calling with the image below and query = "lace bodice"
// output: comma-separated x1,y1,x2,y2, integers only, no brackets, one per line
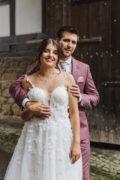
26,74,69,119
27,86,69,107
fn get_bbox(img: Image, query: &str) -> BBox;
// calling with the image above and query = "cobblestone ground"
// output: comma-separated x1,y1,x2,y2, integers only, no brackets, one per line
90,147,120,180
0,146,120,180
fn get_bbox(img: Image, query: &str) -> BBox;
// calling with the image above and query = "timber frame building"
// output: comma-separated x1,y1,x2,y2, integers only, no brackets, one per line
0,0,120,145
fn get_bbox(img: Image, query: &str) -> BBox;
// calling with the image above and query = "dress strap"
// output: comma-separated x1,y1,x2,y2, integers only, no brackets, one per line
64,72,67,79
25,74,35,88
62,72,67,85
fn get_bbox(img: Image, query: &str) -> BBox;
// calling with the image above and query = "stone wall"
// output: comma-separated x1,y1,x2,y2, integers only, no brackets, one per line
0,56,35,138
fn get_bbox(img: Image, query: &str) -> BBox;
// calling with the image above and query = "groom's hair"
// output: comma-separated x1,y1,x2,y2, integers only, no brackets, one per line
57,26,79,40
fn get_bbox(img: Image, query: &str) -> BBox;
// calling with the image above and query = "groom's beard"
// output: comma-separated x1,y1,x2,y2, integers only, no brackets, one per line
59,50,72,60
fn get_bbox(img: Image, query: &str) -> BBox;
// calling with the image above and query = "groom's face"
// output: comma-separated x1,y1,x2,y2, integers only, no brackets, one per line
58,31,78,58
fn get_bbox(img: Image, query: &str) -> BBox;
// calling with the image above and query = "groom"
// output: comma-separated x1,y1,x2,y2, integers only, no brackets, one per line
9,26,99,180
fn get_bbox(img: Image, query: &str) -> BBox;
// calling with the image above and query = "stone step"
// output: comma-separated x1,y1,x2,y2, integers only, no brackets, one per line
0,115,23,125
0,122,22,136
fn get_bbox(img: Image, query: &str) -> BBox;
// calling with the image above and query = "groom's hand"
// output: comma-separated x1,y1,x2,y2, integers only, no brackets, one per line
70,84,80,100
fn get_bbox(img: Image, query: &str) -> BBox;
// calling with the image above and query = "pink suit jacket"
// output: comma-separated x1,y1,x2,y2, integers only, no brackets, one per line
72,58,99,140
9,57,100,141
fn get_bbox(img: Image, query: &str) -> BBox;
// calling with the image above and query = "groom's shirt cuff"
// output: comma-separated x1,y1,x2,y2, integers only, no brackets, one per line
22,98,30,108
78,94,82,103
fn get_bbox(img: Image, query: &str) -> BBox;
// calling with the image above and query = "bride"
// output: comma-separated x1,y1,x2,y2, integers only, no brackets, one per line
4,38,82,180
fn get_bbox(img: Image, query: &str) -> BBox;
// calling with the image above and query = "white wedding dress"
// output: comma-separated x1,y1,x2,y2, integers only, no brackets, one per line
4,75,82,180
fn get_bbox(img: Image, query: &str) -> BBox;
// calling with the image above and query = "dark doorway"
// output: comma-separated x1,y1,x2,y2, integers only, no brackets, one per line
71,0,120,144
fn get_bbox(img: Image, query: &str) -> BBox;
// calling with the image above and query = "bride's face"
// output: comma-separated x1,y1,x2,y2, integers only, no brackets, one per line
40,43,58,67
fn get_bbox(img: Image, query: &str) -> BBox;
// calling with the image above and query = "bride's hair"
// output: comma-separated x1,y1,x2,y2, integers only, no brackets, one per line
36,38,60,62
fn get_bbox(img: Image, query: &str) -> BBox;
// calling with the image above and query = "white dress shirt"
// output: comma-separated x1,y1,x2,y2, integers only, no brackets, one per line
22,98,30,108
58,56,82,103
58,56,72,73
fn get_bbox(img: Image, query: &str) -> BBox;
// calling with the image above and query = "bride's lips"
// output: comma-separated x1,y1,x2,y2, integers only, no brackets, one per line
45,58,54,63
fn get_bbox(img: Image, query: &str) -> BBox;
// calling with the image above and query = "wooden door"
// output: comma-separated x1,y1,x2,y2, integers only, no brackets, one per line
71,0,120,144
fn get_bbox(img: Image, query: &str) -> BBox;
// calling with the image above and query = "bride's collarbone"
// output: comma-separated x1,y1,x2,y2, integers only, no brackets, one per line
32,78,64,89
28,83,67,95
27,73,68,94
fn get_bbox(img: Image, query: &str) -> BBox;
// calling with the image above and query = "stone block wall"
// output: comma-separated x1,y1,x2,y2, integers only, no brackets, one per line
0,56,35,138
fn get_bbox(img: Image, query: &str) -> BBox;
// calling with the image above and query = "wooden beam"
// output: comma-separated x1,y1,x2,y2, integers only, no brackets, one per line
26,39,44,45
42,0,46,33
10,0,15,36
26,36,102,45
79,36,102,43
0,0,8,2
0,0,9,5
72,0,106,5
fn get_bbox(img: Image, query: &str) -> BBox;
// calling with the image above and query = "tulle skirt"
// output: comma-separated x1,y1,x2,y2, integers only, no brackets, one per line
4,117,82,180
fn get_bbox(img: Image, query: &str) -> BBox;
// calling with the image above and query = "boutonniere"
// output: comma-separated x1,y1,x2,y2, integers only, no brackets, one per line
77,76,84,83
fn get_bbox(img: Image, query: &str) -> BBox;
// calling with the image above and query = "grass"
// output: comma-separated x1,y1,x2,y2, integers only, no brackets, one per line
91,166,120,180
0,132,18,146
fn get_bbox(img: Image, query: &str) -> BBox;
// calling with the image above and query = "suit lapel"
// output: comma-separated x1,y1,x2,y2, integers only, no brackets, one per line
71,57,75,75
71,57,79,82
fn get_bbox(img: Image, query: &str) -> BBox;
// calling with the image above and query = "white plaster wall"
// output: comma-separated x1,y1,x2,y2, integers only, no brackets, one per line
0,5,10,37
16,0,42,35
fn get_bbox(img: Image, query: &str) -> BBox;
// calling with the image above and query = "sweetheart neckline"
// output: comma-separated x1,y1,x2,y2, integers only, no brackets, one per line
28,85,67,99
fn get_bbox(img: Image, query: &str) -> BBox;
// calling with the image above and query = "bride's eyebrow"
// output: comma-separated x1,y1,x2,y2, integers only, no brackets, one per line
54,49,58,53
44,48,49,51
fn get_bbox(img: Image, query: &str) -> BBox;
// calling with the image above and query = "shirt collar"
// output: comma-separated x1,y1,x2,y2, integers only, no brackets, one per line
59,56,72,65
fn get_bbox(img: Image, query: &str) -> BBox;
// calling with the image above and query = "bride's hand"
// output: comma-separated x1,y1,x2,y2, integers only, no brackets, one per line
69,143,80,164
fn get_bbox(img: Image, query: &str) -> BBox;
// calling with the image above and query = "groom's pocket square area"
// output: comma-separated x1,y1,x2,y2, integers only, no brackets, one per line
77,76,84,83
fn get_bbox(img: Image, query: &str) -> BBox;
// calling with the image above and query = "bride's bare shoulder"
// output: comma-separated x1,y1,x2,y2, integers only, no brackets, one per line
22,72,37,92
66,72,75,84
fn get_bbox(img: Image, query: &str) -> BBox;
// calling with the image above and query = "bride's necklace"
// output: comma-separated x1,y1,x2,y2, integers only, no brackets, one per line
37,70,60,82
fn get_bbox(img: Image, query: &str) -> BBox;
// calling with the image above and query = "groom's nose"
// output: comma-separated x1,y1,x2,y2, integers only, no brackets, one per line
67,41,72,48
